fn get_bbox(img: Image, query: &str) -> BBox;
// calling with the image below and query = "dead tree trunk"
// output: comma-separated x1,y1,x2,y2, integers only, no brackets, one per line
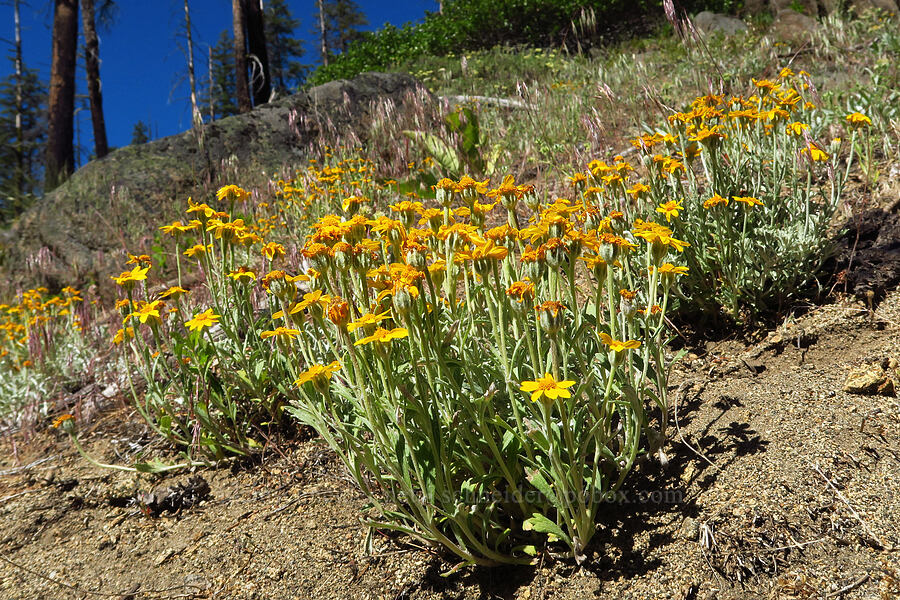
244,0,271,106
80,0,109,158
184,0,202,127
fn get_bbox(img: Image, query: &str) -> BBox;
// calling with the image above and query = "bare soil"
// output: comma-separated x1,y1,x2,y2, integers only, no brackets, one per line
1,287,898,600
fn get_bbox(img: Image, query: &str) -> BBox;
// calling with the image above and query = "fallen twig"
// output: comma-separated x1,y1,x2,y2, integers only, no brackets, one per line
824,572,871,598
0,456,57,477
0,489,40,505
803,456,888,550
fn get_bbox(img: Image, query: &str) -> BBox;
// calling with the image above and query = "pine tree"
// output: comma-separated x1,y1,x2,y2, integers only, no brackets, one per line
0,62,46,219
264,0,306,93
324,0,368,56
130,120,150,145
204,30,238,120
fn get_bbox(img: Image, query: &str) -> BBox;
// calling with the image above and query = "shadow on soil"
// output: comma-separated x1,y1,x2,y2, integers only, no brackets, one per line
411,387,769,599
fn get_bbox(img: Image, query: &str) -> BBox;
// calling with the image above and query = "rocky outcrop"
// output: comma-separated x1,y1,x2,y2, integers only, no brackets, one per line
0,72,427,291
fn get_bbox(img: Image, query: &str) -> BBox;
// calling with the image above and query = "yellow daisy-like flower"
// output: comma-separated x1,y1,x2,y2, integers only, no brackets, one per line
294,361,341,387
185,308,220,332
599,332,641,353
262,242,286,261
702,194,729,209
347,310,391,333
802,143,830,162
654,263,689,276
52,414,74,429
354,326,408,346
183,244,212,258
785,121,808,136
126,253,152,266
159,286,189,300
656,200,683,222
131,300,164,325
112,326,135,345
845,112,871,129
111,265,150,287
733,196,764,208
227,266,257,282
520,373,576,404
216,184,250,203
260,327,302,341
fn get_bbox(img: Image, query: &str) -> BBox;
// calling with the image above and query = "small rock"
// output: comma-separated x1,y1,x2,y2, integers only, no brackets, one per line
681,462,698,484
680,517,699,541
154,548,175,566
843,364,895,395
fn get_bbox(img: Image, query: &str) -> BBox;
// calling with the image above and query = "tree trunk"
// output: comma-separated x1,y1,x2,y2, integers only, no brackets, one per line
46,0,79,190
13,0,23,195
317,0,328,67
244,0,271,106
232,0,251,113
80,0,108,158
184,0,202,127
207,44,215,121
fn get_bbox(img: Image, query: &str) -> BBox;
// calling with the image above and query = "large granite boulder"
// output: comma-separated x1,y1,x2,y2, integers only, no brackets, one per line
1,72,427,291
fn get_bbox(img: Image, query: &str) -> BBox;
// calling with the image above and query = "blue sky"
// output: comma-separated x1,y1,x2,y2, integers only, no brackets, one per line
1,0,438,165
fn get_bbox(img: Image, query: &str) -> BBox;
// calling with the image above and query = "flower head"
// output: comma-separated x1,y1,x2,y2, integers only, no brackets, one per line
599,332,641,353
295,361,341,388
656,200,683,222
520,374,576,404
354,326,408,346
845,112,871,129
111,265,149,288
185,308,219,332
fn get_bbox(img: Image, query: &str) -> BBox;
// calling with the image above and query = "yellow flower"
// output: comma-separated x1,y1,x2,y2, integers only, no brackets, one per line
262,242,286,261
185,308,219,332
126,253,152,266
295,361,341,387
785,121,808,136
656,200,683,222
506,280,536,304
702,194,728,209
159,286,189,300
599,332,641,352
654,263,689,276
216,184,250,202
111,265,150,287
183,244,212,258
112,326,135,345
733,196,764,208
131,300,164,325
227,266,257,282
52,414,74,429
845,112,871,128
260,327,302,340
354,326,408,346
520,373,576,404
802,143,830,162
